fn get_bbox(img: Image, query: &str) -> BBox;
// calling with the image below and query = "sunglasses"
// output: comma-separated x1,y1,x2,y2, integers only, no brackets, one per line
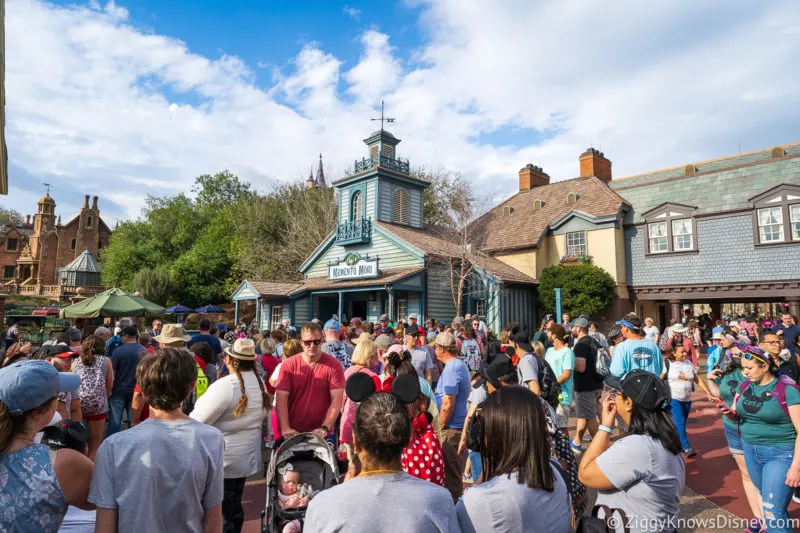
742,351,770,365
301,339,322,347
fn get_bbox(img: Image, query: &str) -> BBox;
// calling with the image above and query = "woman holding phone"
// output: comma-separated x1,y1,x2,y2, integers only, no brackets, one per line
706,336,763,533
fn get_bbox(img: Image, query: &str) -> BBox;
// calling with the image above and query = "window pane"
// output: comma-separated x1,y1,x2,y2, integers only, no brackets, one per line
758,207,782,226
758,208,785,242
649,237,668,252
760,225,783,242
566,231,586,256
791,205,800,241
648,222,666,238
671,218,692,236
674,234,693,250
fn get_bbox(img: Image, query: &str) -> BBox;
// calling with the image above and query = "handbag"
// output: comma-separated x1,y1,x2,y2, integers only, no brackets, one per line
576,505,630,533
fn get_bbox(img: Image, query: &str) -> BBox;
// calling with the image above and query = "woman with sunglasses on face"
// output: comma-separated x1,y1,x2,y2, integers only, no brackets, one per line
725,345,800,533
706,333,764,533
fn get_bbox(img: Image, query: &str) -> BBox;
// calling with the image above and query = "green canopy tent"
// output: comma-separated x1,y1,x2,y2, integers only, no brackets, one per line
59,288,166,319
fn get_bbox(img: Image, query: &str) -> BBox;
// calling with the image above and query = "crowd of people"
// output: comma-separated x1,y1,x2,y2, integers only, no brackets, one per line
1,307,799,532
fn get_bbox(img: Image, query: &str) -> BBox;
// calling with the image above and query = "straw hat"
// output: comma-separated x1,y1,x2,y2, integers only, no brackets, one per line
153,323,191,345
225,338,256,360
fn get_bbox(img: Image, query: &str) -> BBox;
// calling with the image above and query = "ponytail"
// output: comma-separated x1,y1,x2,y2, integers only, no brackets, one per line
0,401,16,454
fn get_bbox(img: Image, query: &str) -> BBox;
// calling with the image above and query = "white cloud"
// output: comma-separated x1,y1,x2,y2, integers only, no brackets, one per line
4,0,800,224
343,6,361,21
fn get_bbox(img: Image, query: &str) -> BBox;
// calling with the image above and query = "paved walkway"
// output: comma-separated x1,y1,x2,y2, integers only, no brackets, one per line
241,379,800,532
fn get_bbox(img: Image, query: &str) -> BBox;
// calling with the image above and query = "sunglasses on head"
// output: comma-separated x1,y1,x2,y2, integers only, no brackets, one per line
742,351,769,365
301,339,322,347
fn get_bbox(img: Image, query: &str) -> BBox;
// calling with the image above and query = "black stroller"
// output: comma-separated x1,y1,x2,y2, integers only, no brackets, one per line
261,433,339,533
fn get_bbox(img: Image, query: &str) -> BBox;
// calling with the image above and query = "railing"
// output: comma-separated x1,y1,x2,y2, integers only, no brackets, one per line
354,154,410,174
335,218,372,245
19,286,38,295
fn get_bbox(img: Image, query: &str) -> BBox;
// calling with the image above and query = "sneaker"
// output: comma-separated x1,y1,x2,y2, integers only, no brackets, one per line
582,433,592,442
745,517,762,533
570,440,582,454
684,448,697,458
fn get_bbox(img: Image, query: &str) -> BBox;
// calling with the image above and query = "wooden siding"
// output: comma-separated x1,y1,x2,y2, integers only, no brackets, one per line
408,291,421,319
426,263,457,321
366,181,376,220
306,230,423,278
501,285,537,332
409,188,422,228
379,180,393,222
293,296,310,325
340,185,350,223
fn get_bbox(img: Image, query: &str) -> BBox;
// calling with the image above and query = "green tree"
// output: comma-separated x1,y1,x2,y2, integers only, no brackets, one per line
131,265,174,306
0,206,22,226
537,263,615,317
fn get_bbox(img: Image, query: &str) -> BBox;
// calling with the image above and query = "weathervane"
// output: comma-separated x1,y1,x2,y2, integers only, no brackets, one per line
43,182,52,195
370,100,395,131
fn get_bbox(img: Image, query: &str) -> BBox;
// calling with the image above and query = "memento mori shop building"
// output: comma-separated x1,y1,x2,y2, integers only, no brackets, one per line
231,129,538,332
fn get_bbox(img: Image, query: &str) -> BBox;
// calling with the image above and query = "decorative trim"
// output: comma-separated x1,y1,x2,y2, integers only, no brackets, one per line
549,210,619,231
629,280,800,301
298,231,336,273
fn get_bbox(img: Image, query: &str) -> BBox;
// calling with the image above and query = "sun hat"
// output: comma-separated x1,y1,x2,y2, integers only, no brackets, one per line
480,354,515,389
604,369,670,410
0,360,81,415
408,313,419,320
225,338,256,360
324,319,341,332
153,323,191,345
670,324,688,334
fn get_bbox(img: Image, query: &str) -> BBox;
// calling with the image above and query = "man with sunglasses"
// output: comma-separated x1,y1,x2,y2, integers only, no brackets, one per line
276,322,345,441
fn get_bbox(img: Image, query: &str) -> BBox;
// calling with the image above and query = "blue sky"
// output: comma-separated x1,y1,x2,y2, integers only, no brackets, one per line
4,0,800,224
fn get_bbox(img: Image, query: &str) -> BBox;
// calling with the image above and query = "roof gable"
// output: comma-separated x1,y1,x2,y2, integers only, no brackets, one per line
748,183,800,205
640,202,698,219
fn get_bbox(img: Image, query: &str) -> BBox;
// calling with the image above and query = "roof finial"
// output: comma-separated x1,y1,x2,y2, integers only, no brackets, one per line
370,100,395,132
43,182,52,196
315,153,326,187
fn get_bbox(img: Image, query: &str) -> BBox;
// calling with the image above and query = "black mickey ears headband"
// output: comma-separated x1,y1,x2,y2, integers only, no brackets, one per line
345,372,421,404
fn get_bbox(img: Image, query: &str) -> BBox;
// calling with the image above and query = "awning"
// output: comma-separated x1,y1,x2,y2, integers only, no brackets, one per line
296,268,424,294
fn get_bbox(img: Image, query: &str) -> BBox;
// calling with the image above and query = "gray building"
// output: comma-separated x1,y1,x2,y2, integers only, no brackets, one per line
609,143,800,326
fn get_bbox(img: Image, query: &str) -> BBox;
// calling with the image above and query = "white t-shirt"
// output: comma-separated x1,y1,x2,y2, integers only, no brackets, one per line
190,371,267,479
666,359,697,402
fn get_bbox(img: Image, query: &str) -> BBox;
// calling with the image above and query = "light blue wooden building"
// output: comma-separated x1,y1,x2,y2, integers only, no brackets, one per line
231,128,538,333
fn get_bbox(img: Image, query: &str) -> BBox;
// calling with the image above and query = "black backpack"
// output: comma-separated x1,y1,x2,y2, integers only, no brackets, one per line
535,355,562,409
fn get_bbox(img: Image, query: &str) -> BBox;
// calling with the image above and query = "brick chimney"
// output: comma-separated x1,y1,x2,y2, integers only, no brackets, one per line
82,195,89,209
25,214,31,225
579,148,612,181
518,164,550,191
91,196,98,210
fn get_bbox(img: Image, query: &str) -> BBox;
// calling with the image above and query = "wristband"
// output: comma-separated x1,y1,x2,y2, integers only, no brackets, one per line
598,424,613,435
320,425,330,434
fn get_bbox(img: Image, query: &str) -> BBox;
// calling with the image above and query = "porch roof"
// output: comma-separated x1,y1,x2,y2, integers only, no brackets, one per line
296,268,424,294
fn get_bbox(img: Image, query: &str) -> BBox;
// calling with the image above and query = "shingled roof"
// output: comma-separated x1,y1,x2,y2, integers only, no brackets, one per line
477,176,628,254
376,222,537,285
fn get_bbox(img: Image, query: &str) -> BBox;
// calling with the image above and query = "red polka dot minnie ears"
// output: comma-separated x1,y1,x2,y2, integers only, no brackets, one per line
345,372,421,404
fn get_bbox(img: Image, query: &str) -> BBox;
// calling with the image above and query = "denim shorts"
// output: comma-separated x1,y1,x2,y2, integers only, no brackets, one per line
723,422,743,455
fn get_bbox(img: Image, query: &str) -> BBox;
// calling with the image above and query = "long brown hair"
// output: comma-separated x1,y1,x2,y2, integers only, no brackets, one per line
0,397,57,454
479,386,554,490
227,357,271,418
80,335,106,366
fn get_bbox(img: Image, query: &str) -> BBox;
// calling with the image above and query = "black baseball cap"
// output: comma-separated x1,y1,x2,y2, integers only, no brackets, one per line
403,325,420,337
604,369,671,410
480,354,516,389
121,325,139,337
41,420,91,452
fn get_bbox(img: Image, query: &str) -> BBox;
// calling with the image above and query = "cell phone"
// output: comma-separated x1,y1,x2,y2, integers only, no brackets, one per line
710,397,731,411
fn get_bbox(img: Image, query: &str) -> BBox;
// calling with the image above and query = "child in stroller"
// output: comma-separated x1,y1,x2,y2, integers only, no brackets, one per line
277,463,316,533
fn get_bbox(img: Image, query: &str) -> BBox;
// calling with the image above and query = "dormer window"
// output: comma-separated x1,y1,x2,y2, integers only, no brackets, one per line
566,192,578,204
351,190,363,221
642,203,698,254
750,184,800,245
533,200,544,210
394,189,408,224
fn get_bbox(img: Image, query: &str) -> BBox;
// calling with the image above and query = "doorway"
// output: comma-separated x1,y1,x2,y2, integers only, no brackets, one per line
318,296,339,322
351,300,368,322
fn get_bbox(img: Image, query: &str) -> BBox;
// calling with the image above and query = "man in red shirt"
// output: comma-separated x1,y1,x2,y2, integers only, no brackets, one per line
276,322,345,441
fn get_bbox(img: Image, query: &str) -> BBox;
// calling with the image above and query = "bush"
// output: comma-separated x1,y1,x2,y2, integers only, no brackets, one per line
537,263,615,317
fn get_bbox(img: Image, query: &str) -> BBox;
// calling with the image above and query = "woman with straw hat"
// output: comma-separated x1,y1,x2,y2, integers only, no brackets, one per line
190,338,271,533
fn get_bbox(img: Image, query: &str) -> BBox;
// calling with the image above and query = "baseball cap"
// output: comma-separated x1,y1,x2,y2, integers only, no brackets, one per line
438,320,446,327
41,420,91,452
374,334,394,350
324,319,341,332
66,327,83,342
408,313,419,320
434,331,457,350
404,325,420,337
604,369,671,411
480,354,515,389
569,316,590,329
508,326,533,352
39,344,73,359
121,325,138,338
379,314,389,322
0,360,81,415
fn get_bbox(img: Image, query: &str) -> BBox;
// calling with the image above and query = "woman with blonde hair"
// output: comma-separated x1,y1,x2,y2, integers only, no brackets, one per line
340,338,380,480
190,338,271,533
71,335,113,459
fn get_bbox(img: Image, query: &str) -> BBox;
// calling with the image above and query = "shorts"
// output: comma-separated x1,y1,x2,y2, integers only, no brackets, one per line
555,403,571,429
723,422,743,455
84,412,108,422
574,390,601,419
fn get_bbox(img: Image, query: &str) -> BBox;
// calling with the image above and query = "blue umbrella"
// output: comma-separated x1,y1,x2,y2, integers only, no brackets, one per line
195,304,226,314
166,304,193,314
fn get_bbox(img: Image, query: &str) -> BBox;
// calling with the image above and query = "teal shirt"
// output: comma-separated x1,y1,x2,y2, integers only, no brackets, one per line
716,369,746,429
735,378,800,446
545,346,575,405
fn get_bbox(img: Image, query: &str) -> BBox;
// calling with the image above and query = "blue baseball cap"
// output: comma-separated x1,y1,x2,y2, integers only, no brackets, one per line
323,319,341,332
0,360,81,416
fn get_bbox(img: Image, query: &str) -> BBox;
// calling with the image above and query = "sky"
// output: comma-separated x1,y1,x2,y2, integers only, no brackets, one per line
4,0,800,224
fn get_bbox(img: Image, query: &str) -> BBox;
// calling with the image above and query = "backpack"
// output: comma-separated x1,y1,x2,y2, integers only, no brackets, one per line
535,355,562,409
541,397,587,521
182,363,209,415
738,374,799,419
587,336,611,379
326,341,352,369
466,403,484,452
460,339,482,371
658,329,670,353
576,505,630,533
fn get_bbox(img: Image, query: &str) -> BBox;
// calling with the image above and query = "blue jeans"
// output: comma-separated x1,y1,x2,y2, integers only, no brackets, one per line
106,393,133,437
669,399,692,451
742,441,795,533
469,451,482,483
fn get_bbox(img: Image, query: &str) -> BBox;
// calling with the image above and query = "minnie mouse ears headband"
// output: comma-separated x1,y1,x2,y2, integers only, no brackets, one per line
345,373,420,404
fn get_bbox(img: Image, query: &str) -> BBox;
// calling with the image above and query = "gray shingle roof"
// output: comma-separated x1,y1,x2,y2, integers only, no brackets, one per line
58,249,102,273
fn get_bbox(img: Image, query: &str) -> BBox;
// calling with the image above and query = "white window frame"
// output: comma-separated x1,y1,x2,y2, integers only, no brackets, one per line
648,222,668,253
790,204,800,241
351,191,363,221
565,231,587,256
396,299,407,322
475,299,486,319
270,305,283,332
671,218,694,251
757,207,784,243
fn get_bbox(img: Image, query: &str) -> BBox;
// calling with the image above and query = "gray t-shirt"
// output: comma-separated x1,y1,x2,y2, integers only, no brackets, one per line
89,418,225,533
409,347,434,378
517,353,539,385
305,472,459,533
468,385,488,407
456,465,572,533
595,435,685,533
